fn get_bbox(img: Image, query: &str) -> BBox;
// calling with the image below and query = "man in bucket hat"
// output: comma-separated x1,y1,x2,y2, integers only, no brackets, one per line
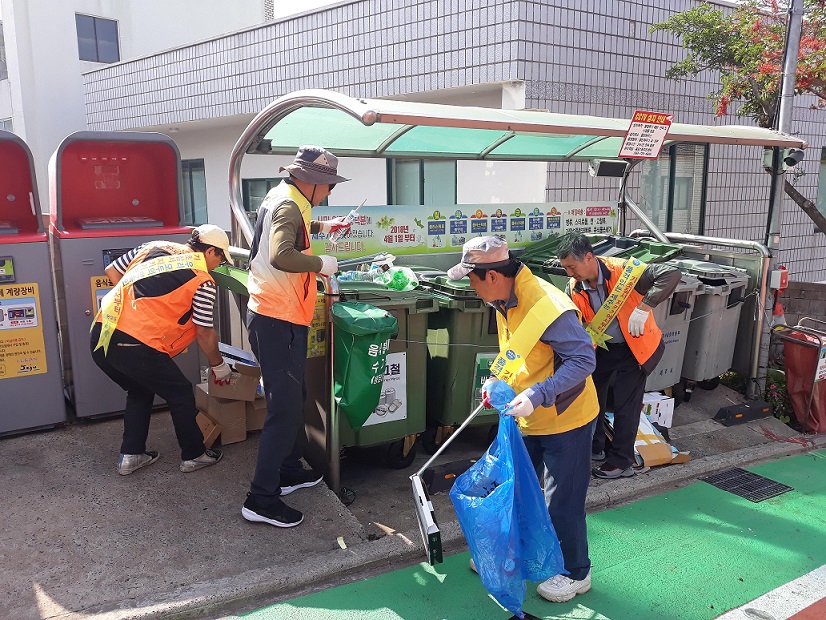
242,145,351,528
90,224,233,476
449,236,599,604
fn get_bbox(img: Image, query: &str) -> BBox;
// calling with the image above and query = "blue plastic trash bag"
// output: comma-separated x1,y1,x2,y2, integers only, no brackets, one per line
485,379,517,413
449,413,565,618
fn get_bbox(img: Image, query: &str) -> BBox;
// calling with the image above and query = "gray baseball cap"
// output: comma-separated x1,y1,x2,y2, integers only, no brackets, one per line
447,236,511,280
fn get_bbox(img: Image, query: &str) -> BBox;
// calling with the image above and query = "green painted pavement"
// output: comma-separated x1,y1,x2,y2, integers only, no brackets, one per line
244,451,826,620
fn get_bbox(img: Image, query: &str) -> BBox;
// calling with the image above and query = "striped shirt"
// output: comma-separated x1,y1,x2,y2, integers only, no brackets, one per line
111,245,216,328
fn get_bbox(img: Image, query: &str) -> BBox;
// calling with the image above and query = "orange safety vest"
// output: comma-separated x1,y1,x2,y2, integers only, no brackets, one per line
569,256,662,365
97,241,213,356
247,182,317,326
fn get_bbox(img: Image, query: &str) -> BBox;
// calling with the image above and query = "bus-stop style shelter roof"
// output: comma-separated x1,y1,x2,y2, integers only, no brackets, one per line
244,89,808,162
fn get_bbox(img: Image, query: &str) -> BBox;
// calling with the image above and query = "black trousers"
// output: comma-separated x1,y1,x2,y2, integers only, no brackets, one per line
246,310,309,507
591,341,648,470
90,324,205,461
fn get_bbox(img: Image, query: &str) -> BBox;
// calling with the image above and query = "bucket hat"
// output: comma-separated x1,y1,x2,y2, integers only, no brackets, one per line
279,145,350,185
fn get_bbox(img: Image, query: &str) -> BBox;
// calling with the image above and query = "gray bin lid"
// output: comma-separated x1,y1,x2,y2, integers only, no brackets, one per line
669,259,749,286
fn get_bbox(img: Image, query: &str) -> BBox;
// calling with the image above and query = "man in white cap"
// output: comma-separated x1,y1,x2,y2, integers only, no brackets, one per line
448,235,599,604
91,224,234,476
242,145,351,528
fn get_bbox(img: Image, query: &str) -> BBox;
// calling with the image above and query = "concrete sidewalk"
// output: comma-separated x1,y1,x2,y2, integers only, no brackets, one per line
2,385,824,620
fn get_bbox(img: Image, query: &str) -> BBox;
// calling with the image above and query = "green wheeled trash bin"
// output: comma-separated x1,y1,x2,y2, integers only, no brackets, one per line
336,281,439,468
418,273,501,453
333,301,398,430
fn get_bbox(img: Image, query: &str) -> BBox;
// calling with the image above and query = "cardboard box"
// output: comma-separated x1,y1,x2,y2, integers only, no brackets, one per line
207,361,261,402
634,412,673,466
642,392,675,428
245,396,267,432
196,410,222,449
196,383,247,444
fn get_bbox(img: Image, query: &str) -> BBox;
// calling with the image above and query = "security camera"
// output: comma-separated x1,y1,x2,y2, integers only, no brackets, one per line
783,148,804,167
588,159,628,177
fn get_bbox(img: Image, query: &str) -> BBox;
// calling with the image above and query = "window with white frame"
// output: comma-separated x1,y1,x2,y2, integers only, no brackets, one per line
388,159,457,205
75,14,120,63
1,118,12,133
639,143,709,235
182,159,208,226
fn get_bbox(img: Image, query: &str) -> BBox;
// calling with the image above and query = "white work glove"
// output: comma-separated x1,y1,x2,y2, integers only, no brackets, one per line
505,390,535,418
318,255,339,277
481,377,500,409
319,217,352,238
210,361,232,386
627,307,650,338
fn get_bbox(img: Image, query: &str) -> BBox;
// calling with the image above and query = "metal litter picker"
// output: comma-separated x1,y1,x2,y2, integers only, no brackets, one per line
410,402,486,565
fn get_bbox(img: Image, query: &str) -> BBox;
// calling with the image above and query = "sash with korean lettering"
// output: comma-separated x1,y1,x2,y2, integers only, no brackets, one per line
489,294,559,385
586,258,647,350
93,252,208,354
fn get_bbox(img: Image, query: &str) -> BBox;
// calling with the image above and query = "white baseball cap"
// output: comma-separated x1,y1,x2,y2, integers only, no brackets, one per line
192,224,232,264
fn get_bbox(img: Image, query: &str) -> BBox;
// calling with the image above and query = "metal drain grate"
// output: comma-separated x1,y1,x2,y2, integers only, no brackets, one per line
701,468,793,502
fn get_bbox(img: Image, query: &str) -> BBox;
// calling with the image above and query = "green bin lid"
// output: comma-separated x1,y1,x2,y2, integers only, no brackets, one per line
418,274,479,299
332,301,398,335
618,240,683,263
338,281,439,313
210,265,249,296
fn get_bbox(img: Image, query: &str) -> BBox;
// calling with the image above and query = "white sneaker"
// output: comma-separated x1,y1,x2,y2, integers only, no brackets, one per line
469,557,477,573
537,571,592,603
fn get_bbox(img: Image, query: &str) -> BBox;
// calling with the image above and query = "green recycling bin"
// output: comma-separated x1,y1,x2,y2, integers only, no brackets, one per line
336,281,439,468
615,239,683,264
332,301,398,430
418,273,501,450
523,234,635,290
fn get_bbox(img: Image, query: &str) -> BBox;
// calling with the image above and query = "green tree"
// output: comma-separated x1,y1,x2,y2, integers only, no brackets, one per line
652,1,826,233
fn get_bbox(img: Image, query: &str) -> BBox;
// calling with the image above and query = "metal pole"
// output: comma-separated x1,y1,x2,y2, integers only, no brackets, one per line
766,0,804,249
324,275,341,496
624,194,671,244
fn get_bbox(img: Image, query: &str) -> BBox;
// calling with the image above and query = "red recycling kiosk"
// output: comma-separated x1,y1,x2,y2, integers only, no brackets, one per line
49,131,200,418
0,131,66,434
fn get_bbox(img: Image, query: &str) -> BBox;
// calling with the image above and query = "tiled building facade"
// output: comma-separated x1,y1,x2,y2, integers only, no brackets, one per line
83,0,826,281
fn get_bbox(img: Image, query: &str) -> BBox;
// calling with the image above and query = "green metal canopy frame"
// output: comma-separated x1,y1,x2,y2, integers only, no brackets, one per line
228,89,807,246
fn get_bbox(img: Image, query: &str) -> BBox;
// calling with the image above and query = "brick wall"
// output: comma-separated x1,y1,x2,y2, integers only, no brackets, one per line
779,282,826,327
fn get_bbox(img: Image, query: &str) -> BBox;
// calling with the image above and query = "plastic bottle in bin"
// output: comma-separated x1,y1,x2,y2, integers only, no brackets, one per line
337,264,390,282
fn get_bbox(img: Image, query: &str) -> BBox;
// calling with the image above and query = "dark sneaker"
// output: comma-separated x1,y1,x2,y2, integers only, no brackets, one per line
117,451,159,475
591,451,605,461
180,448,223,473
280,469,323,496
592,462,636,479
242,493,303,528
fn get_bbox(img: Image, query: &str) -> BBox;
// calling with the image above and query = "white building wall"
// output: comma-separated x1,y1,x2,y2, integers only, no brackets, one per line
0,0,266,209
73,0,826,281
